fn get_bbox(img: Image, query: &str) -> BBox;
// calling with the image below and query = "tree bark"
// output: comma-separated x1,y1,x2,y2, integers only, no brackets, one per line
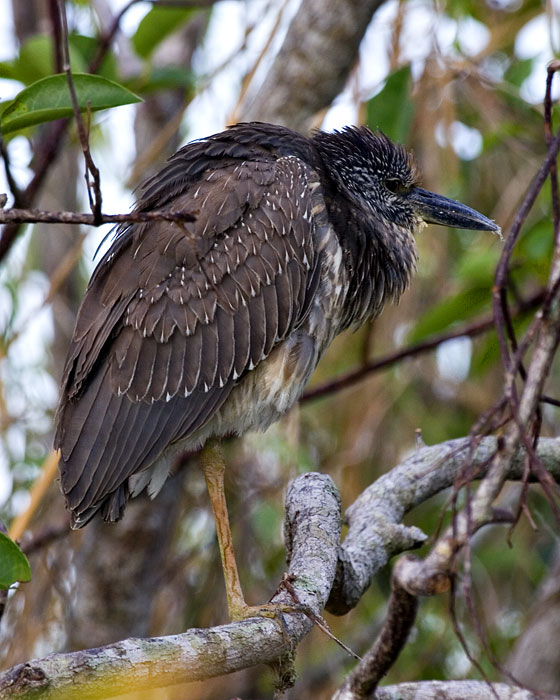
374,681,558,700
240,0,384,131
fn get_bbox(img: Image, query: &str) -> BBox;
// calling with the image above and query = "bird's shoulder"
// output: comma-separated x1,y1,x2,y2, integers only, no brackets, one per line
136,121,318,211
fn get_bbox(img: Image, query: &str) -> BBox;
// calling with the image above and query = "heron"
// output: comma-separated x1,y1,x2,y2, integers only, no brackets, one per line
55,122,499,620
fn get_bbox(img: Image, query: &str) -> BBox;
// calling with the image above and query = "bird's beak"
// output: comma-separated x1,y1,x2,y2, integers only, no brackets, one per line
408,187,501,235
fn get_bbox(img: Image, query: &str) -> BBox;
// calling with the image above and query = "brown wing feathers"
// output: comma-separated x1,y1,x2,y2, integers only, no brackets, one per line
55,151,318,525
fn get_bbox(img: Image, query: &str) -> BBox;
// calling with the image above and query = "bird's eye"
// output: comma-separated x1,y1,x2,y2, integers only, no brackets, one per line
385,179,402,194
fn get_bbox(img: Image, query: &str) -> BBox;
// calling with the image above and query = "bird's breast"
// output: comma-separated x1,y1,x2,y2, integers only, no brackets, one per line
210,226,349,436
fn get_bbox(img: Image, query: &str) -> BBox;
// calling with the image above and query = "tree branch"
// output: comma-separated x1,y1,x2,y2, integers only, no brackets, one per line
326,437,560,615
333,564,418,700
57,0,103,222
0,473,341,700
2,438,560,698
394,123,560,600
374,681,560,700
0,0,145,261
0,208,196,226
301,288,544,404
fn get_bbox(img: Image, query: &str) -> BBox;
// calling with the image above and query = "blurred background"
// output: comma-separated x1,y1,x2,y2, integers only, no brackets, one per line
0,0,559,697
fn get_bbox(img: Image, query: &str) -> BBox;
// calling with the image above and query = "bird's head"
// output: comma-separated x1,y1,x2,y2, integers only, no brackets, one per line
313,126,500,239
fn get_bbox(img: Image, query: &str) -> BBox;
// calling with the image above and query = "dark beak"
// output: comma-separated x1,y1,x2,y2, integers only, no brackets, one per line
408,187,501,235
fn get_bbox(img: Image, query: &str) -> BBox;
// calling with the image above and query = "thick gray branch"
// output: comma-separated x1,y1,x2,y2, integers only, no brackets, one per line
327,436,560,614
2,439,560,697
240,0,384,130
0,473,341,700
374,681,559,700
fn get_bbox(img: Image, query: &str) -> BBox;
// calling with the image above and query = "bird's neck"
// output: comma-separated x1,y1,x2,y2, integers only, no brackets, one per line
326,196,418,329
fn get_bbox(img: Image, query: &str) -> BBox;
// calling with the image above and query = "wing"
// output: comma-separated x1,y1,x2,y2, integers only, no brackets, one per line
55,154,323,525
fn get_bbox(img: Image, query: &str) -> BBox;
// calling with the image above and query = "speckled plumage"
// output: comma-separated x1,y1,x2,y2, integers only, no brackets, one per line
55,122,495,527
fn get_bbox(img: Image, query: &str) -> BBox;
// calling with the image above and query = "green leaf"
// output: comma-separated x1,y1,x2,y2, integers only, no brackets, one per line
0,532,31,589
366,66,414,143
132,6,198,59
408,285,490,343
12,35,55,85
68,34,118,82
133,65,195,93
0,61,16,80
0,73,142,136
1,35,86,86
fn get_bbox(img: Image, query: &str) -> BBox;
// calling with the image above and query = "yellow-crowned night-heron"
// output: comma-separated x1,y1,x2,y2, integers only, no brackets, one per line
55,122,498,620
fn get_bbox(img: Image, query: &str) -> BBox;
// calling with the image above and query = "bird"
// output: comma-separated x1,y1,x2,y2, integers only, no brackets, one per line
54,121,499,620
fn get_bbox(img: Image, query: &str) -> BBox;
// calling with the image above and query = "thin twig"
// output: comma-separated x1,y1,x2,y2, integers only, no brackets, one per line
0,207,196,225
0,521,8,624
0,141,22,207
89,0,140,74
301,289,544,404
492,115,560,371
279,574,361,661
49,0,64,72
448,574,497,698
58,0,103,222
545,61,560,238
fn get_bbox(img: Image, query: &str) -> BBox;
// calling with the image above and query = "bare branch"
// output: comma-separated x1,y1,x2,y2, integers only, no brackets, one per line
374,681,559,700
57,0,103,222
0,473,341,700
0,141,22,206
301,289,544,404
376,301,560,598
0,207,196,226
240,0,386,130
492,106,560,373
326,437,560,615
0,0,141,261
382,66,560,608
1,434,560,697
545,61,560,246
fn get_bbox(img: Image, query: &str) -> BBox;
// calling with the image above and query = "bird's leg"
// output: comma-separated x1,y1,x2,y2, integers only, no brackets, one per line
201,440,304,624
201,440,249,621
